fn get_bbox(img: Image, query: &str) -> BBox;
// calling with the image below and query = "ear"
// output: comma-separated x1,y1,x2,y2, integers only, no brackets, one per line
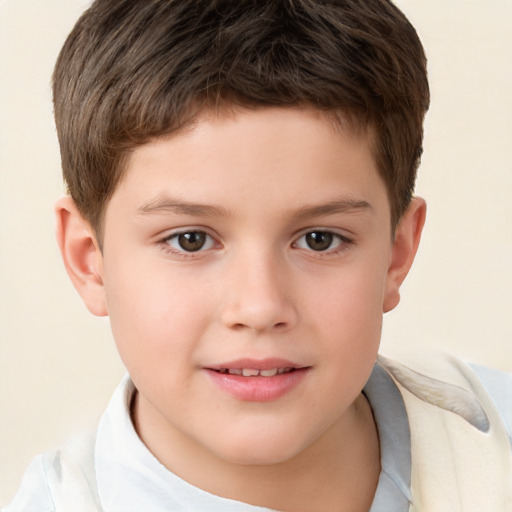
55,196,108,316
383,197,426,313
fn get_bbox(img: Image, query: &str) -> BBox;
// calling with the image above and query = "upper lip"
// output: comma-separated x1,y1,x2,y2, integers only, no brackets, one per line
206,358,308,371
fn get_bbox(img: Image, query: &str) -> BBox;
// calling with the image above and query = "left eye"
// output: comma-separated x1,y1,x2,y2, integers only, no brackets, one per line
164,231,216,252
294,231,346,252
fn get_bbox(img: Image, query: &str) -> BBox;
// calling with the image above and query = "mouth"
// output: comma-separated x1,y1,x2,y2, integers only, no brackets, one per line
206,358,308,376
213,367,298,377
204,359,310,401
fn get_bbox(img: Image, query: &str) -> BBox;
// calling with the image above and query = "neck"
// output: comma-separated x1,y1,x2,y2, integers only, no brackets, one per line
133,392,380,512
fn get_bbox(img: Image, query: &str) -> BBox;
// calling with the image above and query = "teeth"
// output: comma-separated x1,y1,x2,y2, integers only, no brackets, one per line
218,368,294,377
242,368,260,377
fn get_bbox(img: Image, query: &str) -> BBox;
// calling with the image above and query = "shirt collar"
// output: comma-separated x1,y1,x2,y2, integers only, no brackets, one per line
364,361,412,510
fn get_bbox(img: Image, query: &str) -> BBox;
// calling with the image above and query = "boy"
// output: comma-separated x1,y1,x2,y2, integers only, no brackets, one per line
4,0,511,511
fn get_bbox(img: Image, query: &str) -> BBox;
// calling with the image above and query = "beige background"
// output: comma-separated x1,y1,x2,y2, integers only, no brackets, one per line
1,0,511,505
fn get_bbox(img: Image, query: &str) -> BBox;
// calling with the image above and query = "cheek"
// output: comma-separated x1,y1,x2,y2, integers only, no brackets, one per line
103,258,212,373
307,260,387,385
312,261,387,333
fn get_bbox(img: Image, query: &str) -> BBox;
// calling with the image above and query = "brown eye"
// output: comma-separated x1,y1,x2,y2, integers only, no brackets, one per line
178,232,206,251
294,230,348,253
165,231,215,253
305,231,334,251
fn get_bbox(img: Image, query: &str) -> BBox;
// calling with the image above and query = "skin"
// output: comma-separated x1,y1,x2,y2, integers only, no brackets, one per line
56,107,425,511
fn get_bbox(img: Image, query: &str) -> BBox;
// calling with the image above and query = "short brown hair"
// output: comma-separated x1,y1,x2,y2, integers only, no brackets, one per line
53,0,429,236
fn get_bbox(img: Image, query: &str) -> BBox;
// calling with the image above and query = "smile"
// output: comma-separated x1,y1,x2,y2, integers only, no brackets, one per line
205,360,309,401
215,368,296,377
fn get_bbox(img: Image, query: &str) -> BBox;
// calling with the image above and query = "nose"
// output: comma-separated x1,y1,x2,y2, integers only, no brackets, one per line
220,250,298,333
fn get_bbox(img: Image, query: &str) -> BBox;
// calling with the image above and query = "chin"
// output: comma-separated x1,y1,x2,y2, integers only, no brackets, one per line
210,426,311,467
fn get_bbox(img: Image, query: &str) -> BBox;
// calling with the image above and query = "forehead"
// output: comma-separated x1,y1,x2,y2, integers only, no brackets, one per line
108,107,387,221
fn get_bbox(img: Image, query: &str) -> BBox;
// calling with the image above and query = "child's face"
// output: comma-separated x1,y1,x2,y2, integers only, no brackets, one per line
83,108,418,466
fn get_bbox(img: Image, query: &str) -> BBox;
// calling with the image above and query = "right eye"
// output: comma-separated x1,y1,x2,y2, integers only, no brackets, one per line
163,231,216,253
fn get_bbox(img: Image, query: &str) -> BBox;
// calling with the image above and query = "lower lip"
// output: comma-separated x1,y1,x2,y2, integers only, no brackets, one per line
205,368,309,402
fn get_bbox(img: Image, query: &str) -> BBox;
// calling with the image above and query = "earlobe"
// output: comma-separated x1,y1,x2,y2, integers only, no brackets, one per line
383,197,426,313
55,196,108,316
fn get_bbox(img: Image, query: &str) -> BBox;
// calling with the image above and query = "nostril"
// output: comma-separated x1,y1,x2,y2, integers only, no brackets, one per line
229,321,287,331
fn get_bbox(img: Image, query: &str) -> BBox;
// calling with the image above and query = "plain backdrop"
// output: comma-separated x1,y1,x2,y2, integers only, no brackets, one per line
1,0,511,505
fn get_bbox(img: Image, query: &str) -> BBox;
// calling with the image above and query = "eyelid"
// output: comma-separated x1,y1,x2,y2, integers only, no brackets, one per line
158,227,221,255
292,228,353,253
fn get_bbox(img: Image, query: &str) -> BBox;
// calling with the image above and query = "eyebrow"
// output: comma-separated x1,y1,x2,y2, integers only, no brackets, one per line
136,196,229,217
295,198,373,219
136,195,372,218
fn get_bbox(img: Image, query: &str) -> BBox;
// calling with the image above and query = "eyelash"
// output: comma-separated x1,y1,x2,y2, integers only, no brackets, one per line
159,229,218,257
293,230,353,256
157,229,353,257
